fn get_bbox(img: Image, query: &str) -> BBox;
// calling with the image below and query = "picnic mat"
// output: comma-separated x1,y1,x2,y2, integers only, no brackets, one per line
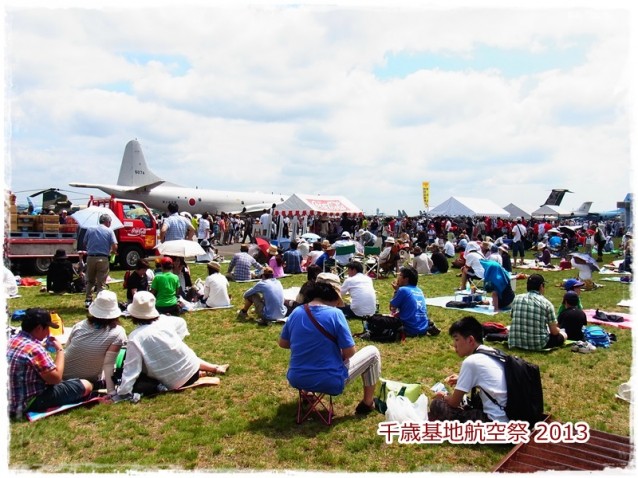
617,299,632,308
599,267,631,275
26,396,107,422
584,309,633,329
513,260,562,271
600,277,632,283
188,304,233,312
424,296,498,316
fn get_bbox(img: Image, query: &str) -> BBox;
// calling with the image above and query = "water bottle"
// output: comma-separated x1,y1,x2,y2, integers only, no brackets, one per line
44,336,58,353
465,282,471,293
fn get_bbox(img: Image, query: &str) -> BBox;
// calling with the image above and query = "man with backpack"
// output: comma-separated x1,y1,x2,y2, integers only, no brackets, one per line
429,316,508,422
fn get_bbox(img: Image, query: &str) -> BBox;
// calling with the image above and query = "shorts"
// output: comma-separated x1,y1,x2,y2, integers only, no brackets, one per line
512,240,525,257
27,379,88,412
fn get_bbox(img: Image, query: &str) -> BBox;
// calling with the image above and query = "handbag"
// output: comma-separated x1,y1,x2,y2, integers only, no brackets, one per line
374,378,422,413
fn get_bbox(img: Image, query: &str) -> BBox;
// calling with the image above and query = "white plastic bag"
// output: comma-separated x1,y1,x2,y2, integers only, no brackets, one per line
385,391,428,422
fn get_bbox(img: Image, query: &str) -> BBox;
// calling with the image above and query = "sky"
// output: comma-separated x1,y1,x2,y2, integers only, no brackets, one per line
2,0,636,217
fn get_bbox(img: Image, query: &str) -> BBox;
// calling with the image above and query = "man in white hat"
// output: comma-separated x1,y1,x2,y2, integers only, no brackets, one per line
332,231,357,266
116,291,229,399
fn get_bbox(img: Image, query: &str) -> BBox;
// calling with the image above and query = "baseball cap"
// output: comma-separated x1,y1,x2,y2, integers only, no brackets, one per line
564,278,585,290
22,308,59,330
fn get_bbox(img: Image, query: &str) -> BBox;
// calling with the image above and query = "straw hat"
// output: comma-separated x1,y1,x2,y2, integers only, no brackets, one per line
207,261,221,272
316,272,344,307
88,290,122,320
127,291,160,320
267,245,279,255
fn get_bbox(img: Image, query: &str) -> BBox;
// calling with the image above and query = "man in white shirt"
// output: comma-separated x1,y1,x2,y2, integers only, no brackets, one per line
333,231,357,265
511,218,528,266
443,238,456,258
339,262,377,318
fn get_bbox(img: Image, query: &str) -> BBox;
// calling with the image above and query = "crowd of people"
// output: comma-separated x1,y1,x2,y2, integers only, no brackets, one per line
8,202,632,425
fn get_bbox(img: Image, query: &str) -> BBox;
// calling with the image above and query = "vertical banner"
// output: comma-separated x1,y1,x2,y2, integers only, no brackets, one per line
422,181,430,207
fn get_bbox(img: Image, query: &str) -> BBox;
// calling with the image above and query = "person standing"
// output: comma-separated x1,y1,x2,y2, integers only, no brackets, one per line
160,202,195,242
511,218,528,266
83,213,118,308
197,213,212,244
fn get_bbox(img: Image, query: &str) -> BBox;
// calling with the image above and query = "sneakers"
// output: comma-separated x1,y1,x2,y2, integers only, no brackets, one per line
427,323,441,336
256,319,271,327
571,341,596,354
355,400,376,415
236,310,248,320
84,299,92,308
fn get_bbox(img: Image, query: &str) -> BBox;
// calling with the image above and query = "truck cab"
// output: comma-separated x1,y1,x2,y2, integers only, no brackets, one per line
87,197,158,269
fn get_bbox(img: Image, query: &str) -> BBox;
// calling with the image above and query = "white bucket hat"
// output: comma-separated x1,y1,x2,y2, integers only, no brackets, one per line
127,291,160,320
88,290,122,319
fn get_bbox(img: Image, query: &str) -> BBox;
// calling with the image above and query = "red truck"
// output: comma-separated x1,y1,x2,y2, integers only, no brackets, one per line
4,195,159,274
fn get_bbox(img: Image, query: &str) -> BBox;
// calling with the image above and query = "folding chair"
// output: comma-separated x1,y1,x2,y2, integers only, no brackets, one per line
363,246,381,279
333,244,356,279
296,389,334,425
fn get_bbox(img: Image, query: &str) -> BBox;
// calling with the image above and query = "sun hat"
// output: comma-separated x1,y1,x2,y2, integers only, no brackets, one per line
537,242,547,249
385,237,395,244
316,272,344,306
127,291,160,320
267,245,279,255
207,261,221,272
321,240,331,250
498,244,509,252
564,278,585,290
53,249,68,259
88,290,122,319
341,231,351,239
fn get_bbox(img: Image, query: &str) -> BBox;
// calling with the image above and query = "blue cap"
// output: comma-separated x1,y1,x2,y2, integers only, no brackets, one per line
564,278,585,290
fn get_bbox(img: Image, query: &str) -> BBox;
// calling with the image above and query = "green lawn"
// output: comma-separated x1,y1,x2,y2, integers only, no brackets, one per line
7,253,634,473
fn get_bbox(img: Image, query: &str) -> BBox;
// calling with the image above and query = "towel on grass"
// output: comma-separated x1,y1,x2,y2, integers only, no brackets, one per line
583,309,633,329
425,296,498,316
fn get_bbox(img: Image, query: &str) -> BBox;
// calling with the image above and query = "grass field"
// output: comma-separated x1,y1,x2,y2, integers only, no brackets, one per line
6,251,635,473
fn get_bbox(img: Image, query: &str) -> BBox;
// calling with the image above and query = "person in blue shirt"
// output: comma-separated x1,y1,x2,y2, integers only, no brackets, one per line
389,266,429,336
282,240,303,274
278,273,381,415
237,267,287,325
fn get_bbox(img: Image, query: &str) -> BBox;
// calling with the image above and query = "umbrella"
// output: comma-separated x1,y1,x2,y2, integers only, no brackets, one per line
301,232,321,242
255,237,270,256
558,225,578,237
157,239,205,258
569,252,601,272
70,206,124,230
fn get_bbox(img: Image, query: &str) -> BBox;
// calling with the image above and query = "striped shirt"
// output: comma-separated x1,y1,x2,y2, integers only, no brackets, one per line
508,291,557,350
63,320,127,382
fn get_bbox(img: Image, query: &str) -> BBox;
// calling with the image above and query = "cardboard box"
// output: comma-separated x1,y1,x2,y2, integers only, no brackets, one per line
35,215,59,224
17,215,35,225
60,223,78,233
35,223,60,233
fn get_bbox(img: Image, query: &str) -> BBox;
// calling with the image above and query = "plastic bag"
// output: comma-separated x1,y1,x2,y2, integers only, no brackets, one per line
385,391,428,422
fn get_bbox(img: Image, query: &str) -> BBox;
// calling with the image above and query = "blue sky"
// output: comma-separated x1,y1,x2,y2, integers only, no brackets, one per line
2,0,635,217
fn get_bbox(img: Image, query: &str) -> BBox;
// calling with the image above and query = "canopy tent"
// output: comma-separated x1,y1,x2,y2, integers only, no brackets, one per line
531,204,572,218
273,193,363,218
428,196,509,218
503,203,532,220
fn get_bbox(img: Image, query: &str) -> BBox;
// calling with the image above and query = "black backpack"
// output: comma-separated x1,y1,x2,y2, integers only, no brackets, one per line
357,314,404,342
474,348,544,427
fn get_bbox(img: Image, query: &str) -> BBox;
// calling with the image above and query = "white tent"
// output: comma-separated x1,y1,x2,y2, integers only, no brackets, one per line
273,193,363,218
531,204,572,218
503,203,532,220
428,196,509,218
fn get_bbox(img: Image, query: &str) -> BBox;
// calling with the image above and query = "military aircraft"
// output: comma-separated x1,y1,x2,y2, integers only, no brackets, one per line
69,139,288,215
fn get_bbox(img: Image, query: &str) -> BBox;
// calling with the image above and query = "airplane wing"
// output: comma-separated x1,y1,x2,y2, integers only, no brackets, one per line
68,181,165,193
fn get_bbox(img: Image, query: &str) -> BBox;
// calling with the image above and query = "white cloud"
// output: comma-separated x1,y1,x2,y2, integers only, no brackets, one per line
3,1,635,216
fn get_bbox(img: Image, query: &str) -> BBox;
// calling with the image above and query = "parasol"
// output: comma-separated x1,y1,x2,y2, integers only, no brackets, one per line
301,232,321,243
157,239,205,258
70,206,124,230
569,252,601,272
255,237,270,256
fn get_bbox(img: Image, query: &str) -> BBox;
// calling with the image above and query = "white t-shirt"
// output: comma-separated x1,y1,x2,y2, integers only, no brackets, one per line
455,345,508,421
444,241,455,257
465,251,485,279
412,254,433,275
307,250,324,265
512,224,527,243
203,273,231,308
340,273,377,316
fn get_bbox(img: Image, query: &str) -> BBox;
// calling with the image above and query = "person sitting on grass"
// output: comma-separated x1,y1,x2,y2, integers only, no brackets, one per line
429,244,449,274
411,246,433,275
126,258,151,303
7,308,93,419
429,316,507,423
278,273,382,416
282,240,303,275
202,261,231,308
284,264,322,313
508,274,566,351
557,278,584,315
237,266,287,325
63,290,127,395
557,291,587,341
390,266,430,337
151,257,181,316
46,249,76,293
339,261,377,319
114,291,229,399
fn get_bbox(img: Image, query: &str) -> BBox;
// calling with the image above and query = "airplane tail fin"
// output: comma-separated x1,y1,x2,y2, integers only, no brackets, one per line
542,189,573,206
117,140,164,187
573,202,592,215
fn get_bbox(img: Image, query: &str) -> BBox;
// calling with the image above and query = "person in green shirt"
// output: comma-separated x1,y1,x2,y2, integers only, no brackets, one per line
557,278,584,315
151,257,181,315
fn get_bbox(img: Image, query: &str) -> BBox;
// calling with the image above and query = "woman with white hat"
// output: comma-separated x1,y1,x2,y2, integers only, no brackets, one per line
116,291,229,398
278,273,382,416
63,290,127,394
